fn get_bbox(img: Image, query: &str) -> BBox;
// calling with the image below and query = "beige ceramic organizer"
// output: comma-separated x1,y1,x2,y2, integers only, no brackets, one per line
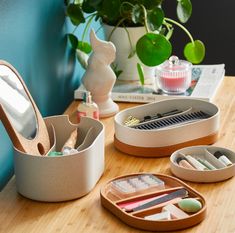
14,115,104,202
0,60,105,202
100,173,207,232
170,146,235,183
114,98,219,157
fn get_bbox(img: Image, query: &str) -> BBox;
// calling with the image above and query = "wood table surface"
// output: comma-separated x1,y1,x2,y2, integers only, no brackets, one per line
1,77,235,233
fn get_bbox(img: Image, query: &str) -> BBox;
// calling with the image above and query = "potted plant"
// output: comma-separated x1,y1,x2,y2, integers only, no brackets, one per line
65,0,205,84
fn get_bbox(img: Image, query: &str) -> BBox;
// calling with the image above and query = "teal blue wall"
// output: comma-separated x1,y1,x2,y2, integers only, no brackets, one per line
0,1,102,189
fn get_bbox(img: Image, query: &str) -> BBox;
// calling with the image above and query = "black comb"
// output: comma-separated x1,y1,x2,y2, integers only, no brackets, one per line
131,111,211,130
132,188,188,212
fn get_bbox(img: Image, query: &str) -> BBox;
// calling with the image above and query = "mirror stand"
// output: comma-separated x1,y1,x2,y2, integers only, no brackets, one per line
0,60,50,156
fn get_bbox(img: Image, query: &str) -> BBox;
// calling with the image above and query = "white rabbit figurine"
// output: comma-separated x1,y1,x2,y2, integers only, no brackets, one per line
82,29,119,117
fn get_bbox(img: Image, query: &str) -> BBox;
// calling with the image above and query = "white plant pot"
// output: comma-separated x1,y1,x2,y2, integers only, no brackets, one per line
103,24,155,83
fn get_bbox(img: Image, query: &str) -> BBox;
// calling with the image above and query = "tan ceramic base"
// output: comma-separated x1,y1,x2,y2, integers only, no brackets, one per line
114,132,218,157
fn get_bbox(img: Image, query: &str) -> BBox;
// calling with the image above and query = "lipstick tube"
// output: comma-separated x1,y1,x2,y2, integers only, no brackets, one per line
176,157,195,170
186,155,209,171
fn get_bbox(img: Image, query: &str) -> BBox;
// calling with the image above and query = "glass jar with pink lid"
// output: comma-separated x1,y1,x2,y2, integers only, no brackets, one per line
155,56,192,94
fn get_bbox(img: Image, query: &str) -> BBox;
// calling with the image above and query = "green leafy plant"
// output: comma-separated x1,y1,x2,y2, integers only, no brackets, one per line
65,0,205,69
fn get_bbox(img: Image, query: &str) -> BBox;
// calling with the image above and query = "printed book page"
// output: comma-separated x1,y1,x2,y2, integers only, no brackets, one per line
74,64,225,103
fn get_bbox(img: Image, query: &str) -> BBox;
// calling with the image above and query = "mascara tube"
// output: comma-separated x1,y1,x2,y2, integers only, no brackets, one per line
214,151,233,166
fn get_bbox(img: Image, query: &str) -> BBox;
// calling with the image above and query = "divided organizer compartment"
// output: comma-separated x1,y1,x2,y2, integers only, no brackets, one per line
170,146,235,182
100,173,207,231
14,115,104,202
114,98,219,157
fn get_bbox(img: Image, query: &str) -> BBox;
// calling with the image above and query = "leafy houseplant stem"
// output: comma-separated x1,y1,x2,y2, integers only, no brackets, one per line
82,14,96,42
141,4,149,33
107,18,127,41
164,18,194,45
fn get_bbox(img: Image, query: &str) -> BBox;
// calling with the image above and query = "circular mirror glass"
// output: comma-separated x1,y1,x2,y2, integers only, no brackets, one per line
0,64,38,139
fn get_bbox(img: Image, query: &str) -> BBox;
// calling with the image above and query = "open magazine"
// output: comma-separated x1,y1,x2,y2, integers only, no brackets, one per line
74,64,225,103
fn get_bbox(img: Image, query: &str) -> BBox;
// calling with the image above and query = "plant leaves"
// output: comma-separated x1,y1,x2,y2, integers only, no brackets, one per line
68,33,78,49
128,49,136,59
132,4,144,24
82,0,102,13
111,63,123,78
136,33,172,66
184,40,205,64
82,0,95,13
77,41,92,54
66,4,85,25
147,7,164,31
100,0,121,22
137,63,145,85
177,0,192,23
165,27,174,40
120,2,132,18
74,0,83,4
159,27,166,35
87,0,102,8
76,49,89,69
140,0,162,10
64,0,70,6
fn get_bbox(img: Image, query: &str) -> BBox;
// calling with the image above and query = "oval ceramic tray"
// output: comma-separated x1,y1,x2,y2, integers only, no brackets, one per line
114,98,219,157
170,146,235,183
100,173,206,232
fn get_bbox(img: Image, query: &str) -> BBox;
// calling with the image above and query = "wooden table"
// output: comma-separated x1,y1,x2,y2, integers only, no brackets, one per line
1,77,235,233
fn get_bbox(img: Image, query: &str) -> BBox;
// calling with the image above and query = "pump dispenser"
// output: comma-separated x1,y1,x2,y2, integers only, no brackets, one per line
77,91,99,122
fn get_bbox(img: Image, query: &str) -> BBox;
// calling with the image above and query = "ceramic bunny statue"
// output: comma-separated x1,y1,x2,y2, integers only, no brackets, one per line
82,29,119,118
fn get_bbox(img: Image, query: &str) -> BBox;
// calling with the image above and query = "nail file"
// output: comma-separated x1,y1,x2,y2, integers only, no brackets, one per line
118,194,167,211
132,188,188,212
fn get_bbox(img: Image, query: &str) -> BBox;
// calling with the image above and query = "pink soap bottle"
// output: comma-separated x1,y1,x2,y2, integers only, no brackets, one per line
77,91,99,123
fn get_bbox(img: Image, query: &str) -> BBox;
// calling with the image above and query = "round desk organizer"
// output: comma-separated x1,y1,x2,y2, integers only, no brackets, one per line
100,173,207,232
14,115,104,202
114,98,219,157
170,146,235,183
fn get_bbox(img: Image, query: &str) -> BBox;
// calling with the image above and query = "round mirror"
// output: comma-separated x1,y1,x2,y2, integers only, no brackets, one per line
0,64,38,139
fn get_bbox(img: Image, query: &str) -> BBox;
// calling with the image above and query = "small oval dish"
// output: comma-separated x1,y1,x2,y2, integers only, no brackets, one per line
114,98,219,157
100,173,207,232
170,145,235,183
